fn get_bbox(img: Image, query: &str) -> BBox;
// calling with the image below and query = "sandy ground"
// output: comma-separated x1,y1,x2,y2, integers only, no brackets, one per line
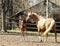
0,33,60,46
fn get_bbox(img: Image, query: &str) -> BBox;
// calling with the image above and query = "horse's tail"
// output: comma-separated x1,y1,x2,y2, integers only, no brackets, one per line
43,19,55,35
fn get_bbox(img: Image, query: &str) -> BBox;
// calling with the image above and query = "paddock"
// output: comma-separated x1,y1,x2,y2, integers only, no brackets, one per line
0,32,60,46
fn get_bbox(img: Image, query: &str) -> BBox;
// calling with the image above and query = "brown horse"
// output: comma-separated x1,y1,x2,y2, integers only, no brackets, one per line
19,15,27,36
26,12,57,42
11,10,27,36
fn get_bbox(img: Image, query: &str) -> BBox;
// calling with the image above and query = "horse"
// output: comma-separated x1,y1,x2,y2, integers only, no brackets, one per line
19,15,27,36
26,12,57,42
10,10,27,36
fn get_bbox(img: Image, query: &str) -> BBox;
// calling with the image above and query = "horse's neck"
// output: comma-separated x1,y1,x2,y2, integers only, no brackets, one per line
19,15,24,21
34,14,45,23
32,13,40,20
35,15,46,25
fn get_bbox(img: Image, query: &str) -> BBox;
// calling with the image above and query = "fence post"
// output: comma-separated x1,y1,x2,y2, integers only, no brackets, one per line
46,0,49,18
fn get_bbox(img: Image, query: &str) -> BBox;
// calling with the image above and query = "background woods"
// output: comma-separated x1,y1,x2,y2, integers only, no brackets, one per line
0,0,60,31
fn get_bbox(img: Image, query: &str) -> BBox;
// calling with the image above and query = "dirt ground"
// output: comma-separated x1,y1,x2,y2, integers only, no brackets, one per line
0,33,60,46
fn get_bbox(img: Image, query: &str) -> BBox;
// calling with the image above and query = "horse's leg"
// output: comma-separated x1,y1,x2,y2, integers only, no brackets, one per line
24,25,27,36
37,24,43,42
21,21,26,36
37,28,41,41
53,24,57,42
40,30,43,42
21,23,27,36
38,28,40,35
38,28,43,42
44,25,48,42
21,28,24,36
45,33,48,42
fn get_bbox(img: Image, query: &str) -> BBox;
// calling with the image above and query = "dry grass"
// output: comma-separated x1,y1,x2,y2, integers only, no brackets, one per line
0,30,60,46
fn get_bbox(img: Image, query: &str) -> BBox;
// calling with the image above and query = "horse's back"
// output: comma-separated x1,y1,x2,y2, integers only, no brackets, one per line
46,18,55,21
45,18,55,26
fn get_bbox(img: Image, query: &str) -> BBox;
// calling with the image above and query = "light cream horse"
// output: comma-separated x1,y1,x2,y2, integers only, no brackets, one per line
26,12,57,42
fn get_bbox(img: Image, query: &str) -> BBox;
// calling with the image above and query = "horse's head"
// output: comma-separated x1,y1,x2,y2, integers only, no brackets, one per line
26,12,39,23
26,12,32,21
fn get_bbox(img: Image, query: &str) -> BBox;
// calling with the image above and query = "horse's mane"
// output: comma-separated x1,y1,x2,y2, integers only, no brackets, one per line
31,13,40,20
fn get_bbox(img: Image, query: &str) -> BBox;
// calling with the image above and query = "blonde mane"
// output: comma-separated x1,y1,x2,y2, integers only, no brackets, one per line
32,12,43,20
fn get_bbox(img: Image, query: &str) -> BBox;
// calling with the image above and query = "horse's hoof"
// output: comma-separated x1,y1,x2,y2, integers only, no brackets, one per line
40,40,43,42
